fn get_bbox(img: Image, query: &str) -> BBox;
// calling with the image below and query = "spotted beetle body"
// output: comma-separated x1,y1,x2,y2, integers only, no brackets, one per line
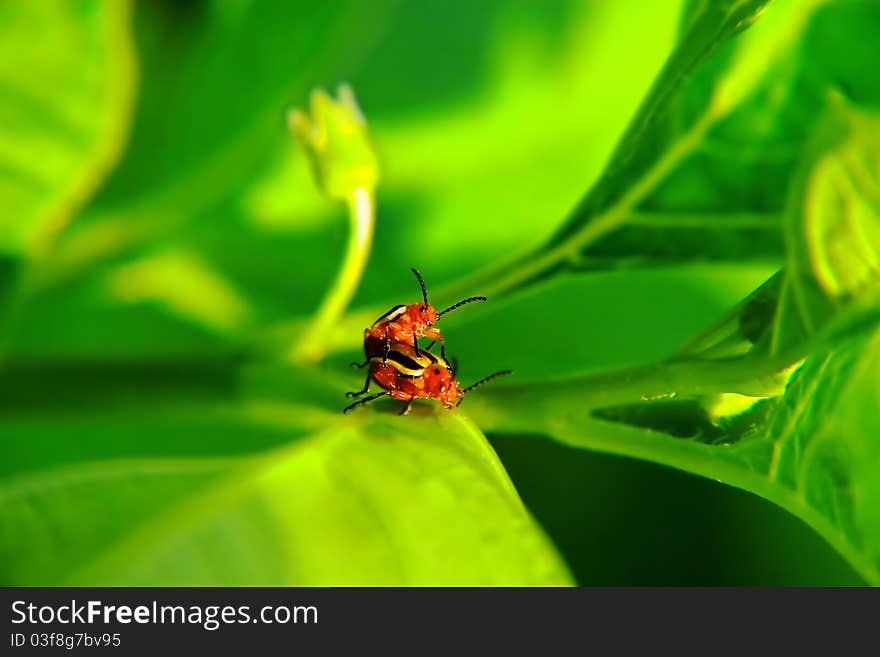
345,268,507,415
360,268,486,364
344,343,510,415
369,345,461,410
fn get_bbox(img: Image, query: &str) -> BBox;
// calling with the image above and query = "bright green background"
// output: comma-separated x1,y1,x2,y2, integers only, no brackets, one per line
2,0,879,585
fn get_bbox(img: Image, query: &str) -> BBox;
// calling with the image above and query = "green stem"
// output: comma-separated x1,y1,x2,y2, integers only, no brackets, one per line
289,187,375,362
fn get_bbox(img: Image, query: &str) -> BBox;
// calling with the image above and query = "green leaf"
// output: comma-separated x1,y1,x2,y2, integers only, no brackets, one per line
0,0,135,257
677,98,880,364
467,323,880,584
3,0,873,588
464,99,880,583
762,336,880,570
0,362,571,586
440,0,880,304
780,99,880,340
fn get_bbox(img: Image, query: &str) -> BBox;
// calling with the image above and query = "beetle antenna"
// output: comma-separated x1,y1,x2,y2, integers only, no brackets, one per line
438,296,487,317
456,370,513,405
411,268,429,309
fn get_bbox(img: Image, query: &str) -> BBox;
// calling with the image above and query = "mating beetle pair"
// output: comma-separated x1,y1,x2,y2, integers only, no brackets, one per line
344,268,510,415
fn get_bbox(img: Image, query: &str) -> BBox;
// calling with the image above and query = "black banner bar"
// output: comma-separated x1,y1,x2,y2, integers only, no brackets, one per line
1,587,875,654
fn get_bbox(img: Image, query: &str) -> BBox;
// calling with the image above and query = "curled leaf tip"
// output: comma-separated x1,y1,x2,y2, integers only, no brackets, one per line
287,84,379,201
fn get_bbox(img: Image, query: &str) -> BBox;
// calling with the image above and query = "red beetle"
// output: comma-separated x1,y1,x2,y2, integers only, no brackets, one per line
358,268,486,364
344,343,511,415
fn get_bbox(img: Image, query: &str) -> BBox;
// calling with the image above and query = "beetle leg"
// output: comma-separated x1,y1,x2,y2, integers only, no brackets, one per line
423,340,436,352
345,370,373,398
398,396,414,416
413,334,421,357
343,391,386,414
350,359,369,368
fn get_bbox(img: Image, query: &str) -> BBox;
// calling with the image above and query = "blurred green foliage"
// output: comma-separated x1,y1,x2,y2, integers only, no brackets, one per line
1,0,879,585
